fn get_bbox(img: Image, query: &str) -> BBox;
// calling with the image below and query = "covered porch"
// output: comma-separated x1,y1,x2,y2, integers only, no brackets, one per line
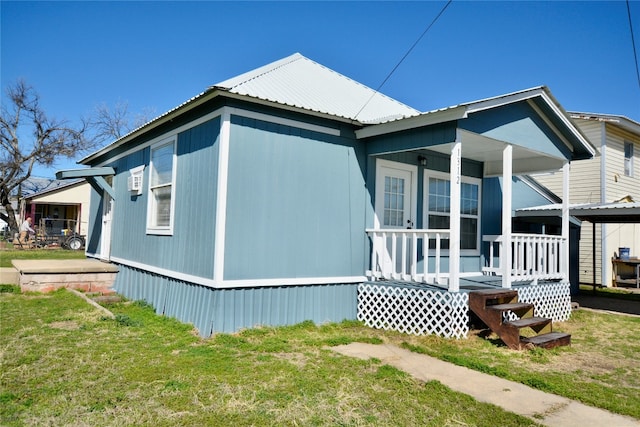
356,88,595,338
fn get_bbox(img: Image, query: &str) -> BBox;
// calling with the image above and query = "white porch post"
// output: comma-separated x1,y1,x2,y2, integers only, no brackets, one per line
449,141,461,292
502,145,513,288
561,161,570,281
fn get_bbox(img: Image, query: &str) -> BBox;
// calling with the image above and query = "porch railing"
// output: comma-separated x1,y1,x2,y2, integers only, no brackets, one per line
366,229,450,284
483,233,566,282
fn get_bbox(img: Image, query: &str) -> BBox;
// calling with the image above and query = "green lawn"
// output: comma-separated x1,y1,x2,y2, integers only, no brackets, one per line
1,286,639,426
1,249,639,425
0,248,86,268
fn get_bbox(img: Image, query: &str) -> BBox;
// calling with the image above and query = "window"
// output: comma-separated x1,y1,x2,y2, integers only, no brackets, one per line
424,171,481,252
383,176,406,227
624,141,634,177
147,138,176,234
128,165,145,195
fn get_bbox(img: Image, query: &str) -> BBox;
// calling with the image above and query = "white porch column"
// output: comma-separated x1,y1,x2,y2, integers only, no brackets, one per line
502,145,513,288
449,141,461,292
561,161,570,281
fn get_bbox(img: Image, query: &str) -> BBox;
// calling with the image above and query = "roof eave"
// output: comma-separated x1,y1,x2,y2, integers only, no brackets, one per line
355,106,468,139
80,88,221,165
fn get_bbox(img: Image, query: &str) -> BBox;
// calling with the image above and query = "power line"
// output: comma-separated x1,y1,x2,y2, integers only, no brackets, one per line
627,0,640,92
354,0,453,121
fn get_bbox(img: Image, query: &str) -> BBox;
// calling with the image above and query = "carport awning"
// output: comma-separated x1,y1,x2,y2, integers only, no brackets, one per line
56,167,116,200
516,201,640,223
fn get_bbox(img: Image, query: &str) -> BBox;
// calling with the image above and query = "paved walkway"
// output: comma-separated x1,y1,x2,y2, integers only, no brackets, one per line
331,343,639,427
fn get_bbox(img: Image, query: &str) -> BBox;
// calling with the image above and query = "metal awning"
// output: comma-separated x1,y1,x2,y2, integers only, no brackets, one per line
55,167,116,200
516,200,640,288
515,201,640,223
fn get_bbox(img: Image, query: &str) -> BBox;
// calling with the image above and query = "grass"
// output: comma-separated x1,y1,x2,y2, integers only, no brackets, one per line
579,284,640,301
1,290,542,427
0,248,86,268
1,250,638,425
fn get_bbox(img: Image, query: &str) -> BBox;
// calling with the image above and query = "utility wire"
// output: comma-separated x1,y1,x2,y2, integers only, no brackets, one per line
354,0,453,121
627,0,640,92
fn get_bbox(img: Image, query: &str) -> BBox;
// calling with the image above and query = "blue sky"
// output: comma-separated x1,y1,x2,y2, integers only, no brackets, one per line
2,1,639,178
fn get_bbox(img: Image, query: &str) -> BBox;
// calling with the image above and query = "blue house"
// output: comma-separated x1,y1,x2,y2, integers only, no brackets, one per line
58,53,595,338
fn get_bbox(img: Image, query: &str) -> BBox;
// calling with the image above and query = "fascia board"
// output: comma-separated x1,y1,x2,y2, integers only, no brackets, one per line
80,89,221,165
355,106,467,139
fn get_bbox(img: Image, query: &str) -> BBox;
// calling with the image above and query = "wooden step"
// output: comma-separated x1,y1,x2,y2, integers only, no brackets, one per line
521,332,571,349
487,302,534,315
507,317,552,329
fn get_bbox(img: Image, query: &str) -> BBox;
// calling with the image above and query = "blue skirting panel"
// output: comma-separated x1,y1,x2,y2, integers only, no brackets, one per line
113,264,359,337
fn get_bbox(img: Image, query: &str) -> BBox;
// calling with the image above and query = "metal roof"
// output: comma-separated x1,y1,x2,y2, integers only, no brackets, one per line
212,53,420,124
516,201,640,223
569,112,640,135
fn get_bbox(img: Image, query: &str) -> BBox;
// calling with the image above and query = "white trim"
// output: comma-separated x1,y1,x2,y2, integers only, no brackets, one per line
600,122,607,286
561,161,570,281
422,168,482,256
92,107,339,169
449,142,461,291
94,109,225,167
213,110,231,282
526,99,574,153
220,276,366,288
502,145,513,288
146,137,177,235
110,256,363,289
355,106,467,139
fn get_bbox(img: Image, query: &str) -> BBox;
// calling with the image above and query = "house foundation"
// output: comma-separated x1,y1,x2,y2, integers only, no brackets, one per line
12,259,119,293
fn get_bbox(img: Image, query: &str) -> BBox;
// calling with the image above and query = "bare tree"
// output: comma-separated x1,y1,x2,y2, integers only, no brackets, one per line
91,101,155,142
0,80,97,233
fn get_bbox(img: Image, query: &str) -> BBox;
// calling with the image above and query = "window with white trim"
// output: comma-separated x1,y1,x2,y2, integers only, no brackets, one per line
424,171,481,252
624,141,634,177
147,138,176,234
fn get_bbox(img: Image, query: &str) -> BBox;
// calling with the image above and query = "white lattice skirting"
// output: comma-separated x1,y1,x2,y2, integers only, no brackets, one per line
515,281,572,322
357,283,469,339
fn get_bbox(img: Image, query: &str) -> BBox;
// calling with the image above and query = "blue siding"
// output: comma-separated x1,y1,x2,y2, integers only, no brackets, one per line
108,117,220,278
113,264,358,336
224,115,366,280
460,102,573,159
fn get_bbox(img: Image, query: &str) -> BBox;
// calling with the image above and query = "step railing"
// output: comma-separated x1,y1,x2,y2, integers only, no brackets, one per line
483,233,566,282
366,228,450,284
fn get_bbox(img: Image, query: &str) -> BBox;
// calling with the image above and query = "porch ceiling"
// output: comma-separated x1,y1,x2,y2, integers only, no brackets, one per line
426,130,566,176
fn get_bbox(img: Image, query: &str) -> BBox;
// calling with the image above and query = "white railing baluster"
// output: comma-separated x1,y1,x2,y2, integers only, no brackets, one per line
366,229,450,284
483,233,566,283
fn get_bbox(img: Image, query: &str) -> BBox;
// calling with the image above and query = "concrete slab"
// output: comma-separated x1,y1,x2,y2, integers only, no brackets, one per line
12,259,119,293
0,267,19,285
12,259,119,274
331,343,639,427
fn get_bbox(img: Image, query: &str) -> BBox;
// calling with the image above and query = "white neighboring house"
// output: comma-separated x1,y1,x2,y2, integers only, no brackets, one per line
20,179,91,237
532,113,640,287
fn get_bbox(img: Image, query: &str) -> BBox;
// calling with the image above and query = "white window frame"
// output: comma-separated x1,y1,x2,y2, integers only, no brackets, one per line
146,137,177,235
128,165,145,195
423,170,481,255
624,141,634,177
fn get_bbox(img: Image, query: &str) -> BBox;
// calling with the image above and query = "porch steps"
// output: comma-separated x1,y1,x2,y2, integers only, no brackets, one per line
468,289,570,350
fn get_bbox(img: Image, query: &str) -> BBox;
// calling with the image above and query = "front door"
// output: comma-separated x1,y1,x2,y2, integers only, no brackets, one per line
374,159,418,277
375,159,417,229
100,193,113,261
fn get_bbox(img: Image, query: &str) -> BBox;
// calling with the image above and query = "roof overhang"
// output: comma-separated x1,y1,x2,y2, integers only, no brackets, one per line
355,87,597,163
516,202,640,223
56,167,116,200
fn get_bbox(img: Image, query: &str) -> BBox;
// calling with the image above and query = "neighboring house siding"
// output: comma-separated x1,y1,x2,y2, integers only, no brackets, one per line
224,115,366,280
535,118,640,286
602,124,640,283
108,117,220,278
